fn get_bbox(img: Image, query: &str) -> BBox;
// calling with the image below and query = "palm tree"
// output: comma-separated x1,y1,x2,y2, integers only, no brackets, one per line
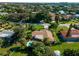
66,23,73,37
55,13,60,24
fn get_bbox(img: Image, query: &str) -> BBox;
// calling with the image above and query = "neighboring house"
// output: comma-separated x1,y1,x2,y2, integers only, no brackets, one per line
49,12,55,21
59,10,65,14
49,12,73,21
74,14,79,18
62,14,73,20
0,30,15,42
32,30,55,43
59,29,79,42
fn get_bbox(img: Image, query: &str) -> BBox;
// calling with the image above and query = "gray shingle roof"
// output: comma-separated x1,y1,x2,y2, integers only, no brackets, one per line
0,30,14,38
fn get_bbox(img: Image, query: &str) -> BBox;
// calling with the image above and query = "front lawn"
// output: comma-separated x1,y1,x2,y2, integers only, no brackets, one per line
0,48,9,55
53,32,60,43
51,42,79,55
9,52,27,56
33,24,44,30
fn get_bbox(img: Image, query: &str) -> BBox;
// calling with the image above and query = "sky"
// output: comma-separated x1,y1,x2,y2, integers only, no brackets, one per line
0,0,79,3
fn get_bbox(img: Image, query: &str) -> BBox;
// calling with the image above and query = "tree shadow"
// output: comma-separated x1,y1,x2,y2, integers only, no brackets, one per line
53,33,65,46
9,46,34,56
53,42,62,46
57,32,65,42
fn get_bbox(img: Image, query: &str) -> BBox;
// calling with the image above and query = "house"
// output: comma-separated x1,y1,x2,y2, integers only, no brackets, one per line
74,14,79,18
49,12,55,21
59,10,65,14
62,14,73,20
49,12,70,21
59,29,79,42
0,30,15,42
32,30,55,43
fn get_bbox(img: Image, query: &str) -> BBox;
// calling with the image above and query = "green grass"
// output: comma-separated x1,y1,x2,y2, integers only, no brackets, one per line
51,42,79,55
0,48,9,55
60,19,79,24
9,52,27,56
56,26,68,32
33,24,44,30
66,20,78,24
53,32,60,43
51,22,79,55
1,19,79,56
0,44,27,56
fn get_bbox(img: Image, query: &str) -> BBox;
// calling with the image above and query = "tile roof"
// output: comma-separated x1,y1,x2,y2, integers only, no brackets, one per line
60,29,79,38
32,30,54,41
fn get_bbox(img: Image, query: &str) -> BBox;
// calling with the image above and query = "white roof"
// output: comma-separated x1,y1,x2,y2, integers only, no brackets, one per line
0,30,14,38
59,10,65,14
75,14,79,17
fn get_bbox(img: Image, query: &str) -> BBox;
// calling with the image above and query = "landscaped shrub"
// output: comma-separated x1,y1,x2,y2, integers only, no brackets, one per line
63,49,79,56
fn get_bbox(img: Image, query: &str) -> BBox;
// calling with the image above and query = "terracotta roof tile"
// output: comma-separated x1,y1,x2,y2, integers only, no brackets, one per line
32,30,54,41
60,29,79,38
